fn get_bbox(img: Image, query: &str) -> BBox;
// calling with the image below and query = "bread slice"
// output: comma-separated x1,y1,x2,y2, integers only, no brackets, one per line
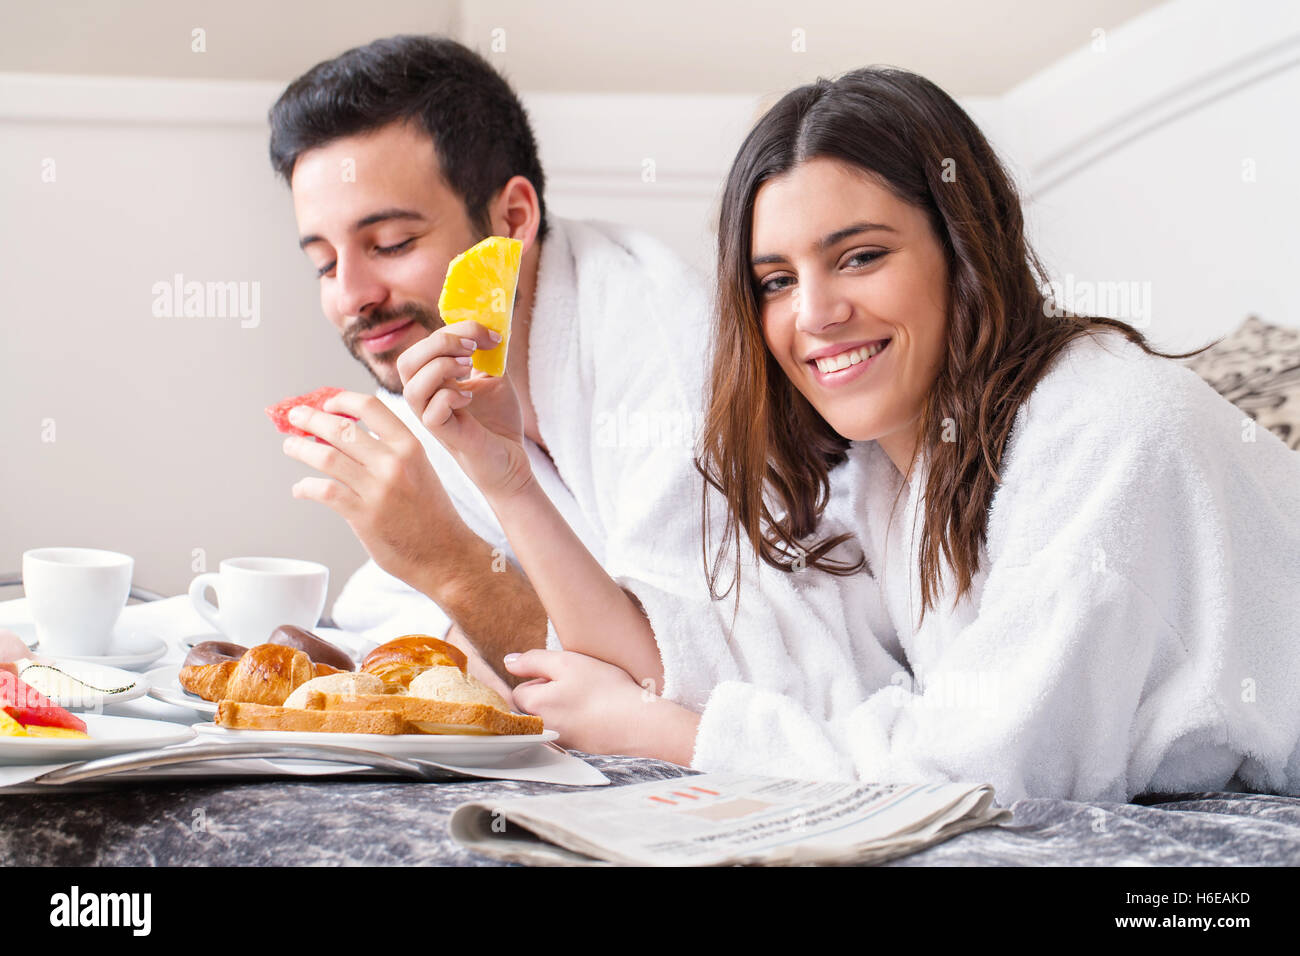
301,690,544,736
216,700,410,735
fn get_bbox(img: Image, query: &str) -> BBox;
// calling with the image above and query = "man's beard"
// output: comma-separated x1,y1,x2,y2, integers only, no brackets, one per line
342,302,442,395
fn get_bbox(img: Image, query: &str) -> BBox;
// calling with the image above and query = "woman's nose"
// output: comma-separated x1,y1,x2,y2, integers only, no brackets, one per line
793,275,852,334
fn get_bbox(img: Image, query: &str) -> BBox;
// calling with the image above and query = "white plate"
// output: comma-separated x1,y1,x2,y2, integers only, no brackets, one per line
0,713,194,765
13,658,148,709
143,665,216,715
193,723,559,763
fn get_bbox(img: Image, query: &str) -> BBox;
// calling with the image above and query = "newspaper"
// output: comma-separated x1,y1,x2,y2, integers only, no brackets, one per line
449,772,1013,866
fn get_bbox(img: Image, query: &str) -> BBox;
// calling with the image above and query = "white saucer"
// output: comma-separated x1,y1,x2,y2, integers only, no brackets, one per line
143,665,216,716
0,714,194,766
193,723,559,763
13,658,148,710
38,627,169,671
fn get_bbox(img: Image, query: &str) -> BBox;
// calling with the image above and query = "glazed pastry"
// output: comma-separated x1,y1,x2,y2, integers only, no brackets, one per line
360,635,467,688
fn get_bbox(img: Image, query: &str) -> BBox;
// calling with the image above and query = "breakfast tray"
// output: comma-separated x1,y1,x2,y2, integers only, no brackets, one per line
0,739,610,792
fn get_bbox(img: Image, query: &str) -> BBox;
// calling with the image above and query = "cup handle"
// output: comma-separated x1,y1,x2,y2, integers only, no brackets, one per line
189,573,223,633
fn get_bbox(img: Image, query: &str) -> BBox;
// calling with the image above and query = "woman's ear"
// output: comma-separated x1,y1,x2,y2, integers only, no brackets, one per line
490,175,542,252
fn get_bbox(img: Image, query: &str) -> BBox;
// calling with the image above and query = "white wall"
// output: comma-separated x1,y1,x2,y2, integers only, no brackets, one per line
0,77,372,607
4,0,1293,609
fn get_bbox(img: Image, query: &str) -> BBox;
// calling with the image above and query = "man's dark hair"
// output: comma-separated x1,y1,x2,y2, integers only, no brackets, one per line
269,34,548,241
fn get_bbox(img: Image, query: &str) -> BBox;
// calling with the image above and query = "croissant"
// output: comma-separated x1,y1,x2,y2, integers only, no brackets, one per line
360,635,467,688
179,644,315,705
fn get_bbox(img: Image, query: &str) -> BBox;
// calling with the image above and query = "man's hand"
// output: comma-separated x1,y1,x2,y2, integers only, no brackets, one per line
396,320,533,502
281,390,468,590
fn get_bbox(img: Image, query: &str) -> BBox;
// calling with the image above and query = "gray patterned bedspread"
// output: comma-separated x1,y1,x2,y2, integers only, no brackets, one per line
2,753,1297,865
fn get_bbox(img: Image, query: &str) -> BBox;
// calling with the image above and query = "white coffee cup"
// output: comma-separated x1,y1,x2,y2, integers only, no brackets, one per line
22,547,134,656
188,557,328,646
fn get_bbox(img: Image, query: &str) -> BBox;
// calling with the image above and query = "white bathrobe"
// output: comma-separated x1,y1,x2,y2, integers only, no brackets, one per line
691,330,1300,803
332,216,904,715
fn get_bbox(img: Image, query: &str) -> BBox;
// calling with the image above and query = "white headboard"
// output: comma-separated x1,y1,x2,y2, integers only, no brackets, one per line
982,0,1300,352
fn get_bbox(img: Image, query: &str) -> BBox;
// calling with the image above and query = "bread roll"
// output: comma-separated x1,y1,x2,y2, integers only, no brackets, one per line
283,671,385,710
360,635,467,688
408,665,510,711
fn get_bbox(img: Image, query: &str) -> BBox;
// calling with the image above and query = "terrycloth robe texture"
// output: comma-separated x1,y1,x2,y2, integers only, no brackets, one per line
691,330,1300,803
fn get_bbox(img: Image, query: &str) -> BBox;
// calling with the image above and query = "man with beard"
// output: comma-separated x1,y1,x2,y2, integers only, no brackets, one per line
268,34,711,710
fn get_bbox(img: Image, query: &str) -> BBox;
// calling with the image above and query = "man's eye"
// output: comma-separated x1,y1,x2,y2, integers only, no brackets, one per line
377,238,415,255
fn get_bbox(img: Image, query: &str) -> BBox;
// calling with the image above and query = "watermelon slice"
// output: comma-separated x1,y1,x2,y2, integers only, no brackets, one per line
265,386,357,439
0,670,88,734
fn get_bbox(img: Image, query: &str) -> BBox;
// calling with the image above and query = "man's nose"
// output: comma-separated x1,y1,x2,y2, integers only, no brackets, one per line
793,274,852,335
332,250,387,318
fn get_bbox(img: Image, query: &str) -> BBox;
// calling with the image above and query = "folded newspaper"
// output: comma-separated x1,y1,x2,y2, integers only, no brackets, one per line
449,772,1012,866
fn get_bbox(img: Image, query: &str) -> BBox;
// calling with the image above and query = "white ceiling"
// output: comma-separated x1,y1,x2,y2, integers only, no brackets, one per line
3,0,1167,95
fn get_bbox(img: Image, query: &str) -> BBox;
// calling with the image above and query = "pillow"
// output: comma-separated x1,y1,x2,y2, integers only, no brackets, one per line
1182,316,1300,451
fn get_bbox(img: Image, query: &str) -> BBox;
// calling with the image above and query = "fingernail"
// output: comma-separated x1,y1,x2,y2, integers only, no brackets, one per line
503,653,520,665
460,337,477,351
288,406,307,423
457,389,473,398
455,355,472,365
488,330,502,343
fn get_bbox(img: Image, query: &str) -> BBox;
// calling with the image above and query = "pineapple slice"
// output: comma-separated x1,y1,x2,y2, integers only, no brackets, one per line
0,709,27,736
438,236,523,377
22,725,90,739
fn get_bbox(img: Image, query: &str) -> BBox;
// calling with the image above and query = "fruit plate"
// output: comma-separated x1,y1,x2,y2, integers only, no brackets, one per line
192,723,559,763
0,714,195,765
13,658,148,710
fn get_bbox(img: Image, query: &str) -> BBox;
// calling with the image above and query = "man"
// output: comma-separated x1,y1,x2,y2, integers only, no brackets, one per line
267,34,710,693
267,35,901,756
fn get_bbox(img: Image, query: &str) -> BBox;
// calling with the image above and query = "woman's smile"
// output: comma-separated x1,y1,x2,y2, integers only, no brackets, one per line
806,337,891,387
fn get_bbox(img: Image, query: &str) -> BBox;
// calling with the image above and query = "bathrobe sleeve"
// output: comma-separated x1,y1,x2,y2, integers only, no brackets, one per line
574,227,904,715
689,360,1297,803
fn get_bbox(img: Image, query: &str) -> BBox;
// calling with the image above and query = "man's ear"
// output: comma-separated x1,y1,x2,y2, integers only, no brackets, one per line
489,175,541,252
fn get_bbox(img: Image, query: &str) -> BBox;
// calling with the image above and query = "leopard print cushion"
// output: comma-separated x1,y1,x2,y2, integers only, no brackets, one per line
1183,316,1300,451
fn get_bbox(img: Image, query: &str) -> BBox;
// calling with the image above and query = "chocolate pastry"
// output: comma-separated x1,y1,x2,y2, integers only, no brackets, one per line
268,625,355,671
183,641,249,669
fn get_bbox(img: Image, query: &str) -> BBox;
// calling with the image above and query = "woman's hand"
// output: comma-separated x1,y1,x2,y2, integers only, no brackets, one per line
504,649,701,764
396,320,533,501
280,390,469,591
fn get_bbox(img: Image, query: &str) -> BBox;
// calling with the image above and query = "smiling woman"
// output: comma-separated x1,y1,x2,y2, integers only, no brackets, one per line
687,66,1300,802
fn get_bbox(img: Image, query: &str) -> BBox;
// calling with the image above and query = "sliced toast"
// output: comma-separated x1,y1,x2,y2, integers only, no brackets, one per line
301,690,545,736
216,699,410,734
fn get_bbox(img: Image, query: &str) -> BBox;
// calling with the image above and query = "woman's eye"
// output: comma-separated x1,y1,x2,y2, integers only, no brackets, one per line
316,261,335,278
845,250,885,268
377,238,415,255
758,275,794,296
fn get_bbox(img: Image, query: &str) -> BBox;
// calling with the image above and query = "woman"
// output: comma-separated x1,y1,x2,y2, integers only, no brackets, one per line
407,67,1300,803
678,66,1300,802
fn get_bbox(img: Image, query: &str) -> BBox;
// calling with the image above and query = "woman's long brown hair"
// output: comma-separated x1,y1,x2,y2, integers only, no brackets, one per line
695,66,1217,631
